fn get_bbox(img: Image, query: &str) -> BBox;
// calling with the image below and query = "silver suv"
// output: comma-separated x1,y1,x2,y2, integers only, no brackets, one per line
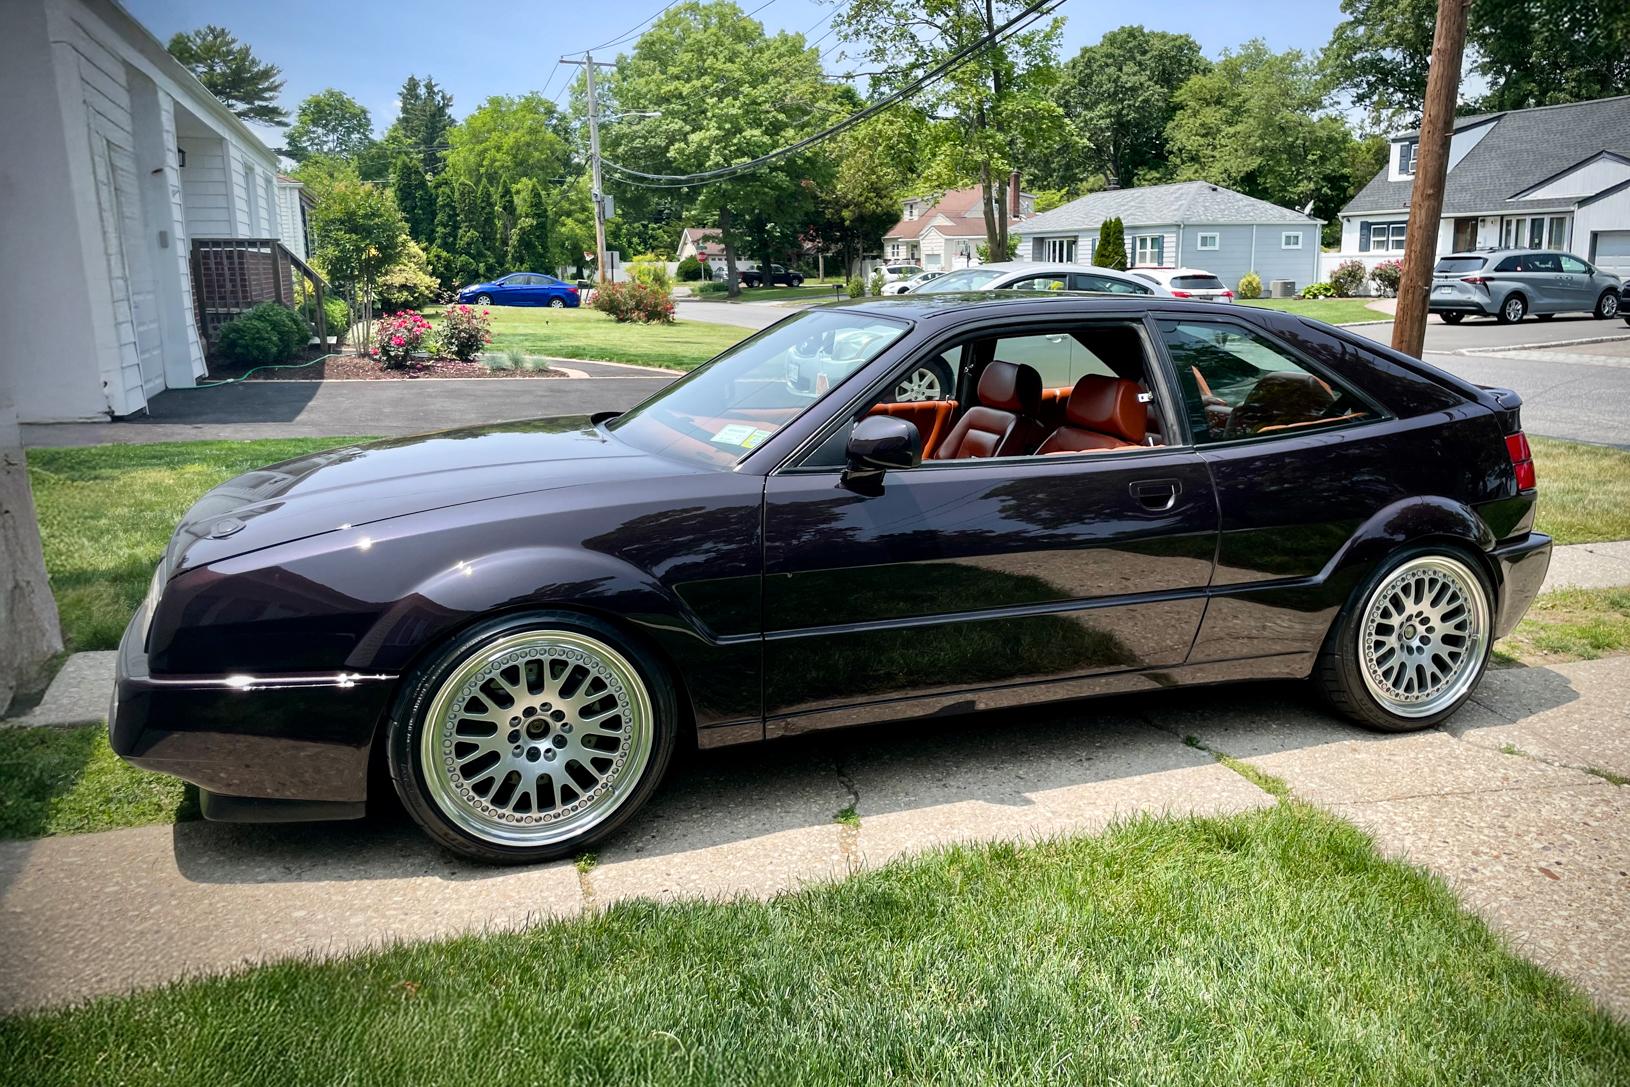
1430,249,1622,324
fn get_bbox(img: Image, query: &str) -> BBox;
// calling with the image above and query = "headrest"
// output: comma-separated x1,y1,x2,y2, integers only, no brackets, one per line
1065,375,1147,443
977,360,1041,415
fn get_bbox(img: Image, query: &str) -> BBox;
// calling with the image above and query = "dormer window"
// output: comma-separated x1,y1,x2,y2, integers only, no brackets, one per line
905,202,918,220
1399,140,1418,176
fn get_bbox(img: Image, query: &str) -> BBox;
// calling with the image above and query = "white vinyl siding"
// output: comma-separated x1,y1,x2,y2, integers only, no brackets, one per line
178,135,231,236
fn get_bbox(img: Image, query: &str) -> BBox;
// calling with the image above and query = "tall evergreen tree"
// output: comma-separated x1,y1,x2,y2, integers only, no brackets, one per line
495,182,518,263
391,158,436,246
166,25,287,124
1093,218,1127,269
387,75,456,175
507,179,553,274
474,180,499,277
427,174,466,288
453,180,488,283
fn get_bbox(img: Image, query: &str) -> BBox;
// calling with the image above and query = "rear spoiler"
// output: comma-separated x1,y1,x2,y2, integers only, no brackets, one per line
1477,385,1524,434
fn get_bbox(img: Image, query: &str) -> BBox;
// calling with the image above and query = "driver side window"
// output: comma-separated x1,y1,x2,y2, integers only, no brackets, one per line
1160,320,1373,442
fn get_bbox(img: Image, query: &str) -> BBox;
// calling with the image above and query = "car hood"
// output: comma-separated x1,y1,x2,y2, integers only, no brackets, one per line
165,416,694,575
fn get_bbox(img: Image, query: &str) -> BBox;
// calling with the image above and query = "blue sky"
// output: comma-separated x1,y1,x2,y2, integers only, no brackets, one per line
127,0,1349,137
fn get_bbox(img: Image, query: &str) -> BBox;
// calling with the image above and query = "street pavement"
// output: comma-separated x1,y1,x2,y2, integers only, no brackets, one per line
2,656,1626,1016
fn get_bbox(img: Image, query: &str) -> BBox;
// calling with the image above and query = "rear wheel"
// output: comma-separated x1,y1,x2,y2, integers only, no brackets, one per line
387,611,677,864
1314,549,1493,732
1596,290,1621,320
1497,294,1527,323
1438,312,1464,324
549,297,566,309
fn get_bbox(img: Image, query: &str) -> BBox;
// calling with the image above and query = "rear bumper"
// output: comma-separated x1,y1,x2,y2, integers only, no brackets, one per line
1429,299,1495,315
1490,531,1552,638
111,605,396,806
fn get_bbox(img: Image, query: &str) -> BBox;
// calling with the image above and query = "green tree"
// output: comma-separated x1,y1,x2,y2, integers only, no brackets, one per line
391,158,436,246
308,176,408,290
1167,41,1376,232
808,106,926,275
1323,0,1439,124
385,75,455,175
507,179,553,272
453,180,490,282
835,0,1065,261
474,180,500,277
445,94,573,196
1054,26,1209,189
495,182,518,263
427,174,469,288
1093,218,1126,269
166,25,287,125
1473,0,1630,109
284,89,373,162
602,1,842,295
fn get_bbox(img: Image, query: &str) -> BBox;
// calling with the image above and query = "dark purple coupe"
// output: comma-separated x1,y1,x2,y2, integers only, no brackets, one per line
113,294,1551,863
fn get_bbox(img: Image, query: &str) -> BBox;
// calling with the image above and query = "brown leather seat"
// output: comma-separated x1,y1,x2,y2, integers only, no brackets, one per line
1035,375,1147,454
932,360,1044,459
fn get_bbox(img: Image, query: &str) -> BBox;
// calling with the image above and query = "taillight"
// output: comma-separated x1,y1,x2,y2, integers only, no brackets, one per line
1462,275,1490,286
1170,290,1192,298
1220,289,1234,298
1506,431,1536,490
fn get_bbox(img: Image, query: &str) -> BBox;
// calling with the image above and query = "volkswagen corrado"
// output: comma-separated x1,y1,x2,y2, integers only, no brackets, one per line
113,294,1552,863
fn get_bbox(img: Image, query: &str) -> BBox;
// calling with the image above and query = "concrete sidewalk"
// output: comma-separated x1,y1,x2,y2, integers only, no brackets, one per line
2,658,1627,1017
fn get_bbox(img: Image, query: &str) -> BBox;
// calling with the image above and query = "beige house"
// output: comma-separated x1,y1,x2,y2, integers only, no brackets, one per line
881,181,1036,271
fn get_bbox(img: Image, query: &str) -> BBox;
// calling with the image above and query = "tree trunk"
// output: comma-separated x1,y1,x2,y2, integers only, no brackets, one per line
979,159,1000,261
720,208,740,298
0,381,63,716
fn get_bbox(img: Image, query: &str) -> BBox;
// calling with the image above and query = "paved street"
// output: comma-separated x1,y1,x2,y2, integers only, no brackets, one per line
3,657,1626,1016
675,298,793,330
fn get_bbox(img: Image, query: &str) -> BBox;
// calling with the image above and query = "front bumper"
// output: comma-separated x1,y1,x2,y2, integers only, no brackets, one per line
1490,531,1552,638
111,604,397,807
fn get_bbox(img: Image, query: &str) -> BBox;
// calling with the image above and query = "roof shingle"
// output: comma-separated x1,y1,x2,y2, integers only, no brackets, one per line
1012,181,1318,235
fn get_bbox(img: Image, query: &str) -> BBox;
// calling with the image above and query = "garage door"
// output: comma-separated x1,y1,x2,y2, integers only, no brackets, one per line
1593,231,1630,276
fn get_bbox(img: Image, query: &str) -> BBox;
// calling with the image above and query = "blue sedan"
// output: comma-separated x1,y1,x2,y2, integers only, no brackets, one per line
456,273,581,308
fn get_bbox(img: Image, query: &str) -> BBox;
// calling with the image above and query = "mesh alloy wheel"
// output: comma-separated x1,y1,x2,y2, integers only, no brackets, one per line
1356,555,1489,719
416,629,656,850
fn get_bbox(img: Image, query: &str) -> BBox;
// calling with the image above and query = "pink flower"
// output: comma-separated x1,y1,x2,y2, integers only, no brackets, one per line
392,336,405,346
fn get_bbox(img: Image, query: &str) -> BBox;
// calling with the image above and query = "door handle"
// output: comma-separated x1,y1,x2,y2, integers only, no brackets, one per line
1130,478,1181,511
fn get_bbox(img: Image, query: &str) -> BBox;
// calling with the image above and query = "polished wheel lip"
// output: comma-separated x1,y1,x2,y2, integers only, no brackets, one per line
1357,555,1489,718
894,366,944,402
419,630,653,848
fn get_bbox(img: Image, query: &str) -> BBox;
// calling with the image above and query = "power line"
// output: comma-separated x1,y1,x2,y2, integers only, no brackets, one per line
585,1,682,53
601,0,1060,188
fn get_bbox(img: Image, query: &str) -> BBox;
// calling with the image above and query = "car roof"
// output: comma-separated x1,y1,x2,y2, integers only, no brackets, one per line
820,291,1253,323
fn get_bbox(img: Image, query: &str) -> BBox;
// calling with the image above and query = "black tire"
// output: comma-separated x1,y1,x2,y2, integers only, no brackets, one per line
549,297,566,309
791,276,804,287
1535,313,1555,321
1595,290,1621,320
889,358,955,402
386,610,678,864
1496,293,1526,323
477,294,493,305
1313,545,1495,732
1438,312,1464,324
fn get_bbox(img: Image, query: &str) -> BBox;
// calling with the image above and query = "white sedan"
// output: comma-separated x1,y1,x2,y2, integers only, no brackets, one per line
1129,267,1235,301
908,262,1171,296
881,271,944,295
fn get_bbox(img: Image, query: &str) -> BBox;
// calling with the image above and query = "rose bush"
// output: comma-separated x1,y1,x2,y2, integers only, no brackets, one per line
1370,259,1403,297
1329,259,1368,297
372,310,432,368
590,280,675,324
435,304,492,362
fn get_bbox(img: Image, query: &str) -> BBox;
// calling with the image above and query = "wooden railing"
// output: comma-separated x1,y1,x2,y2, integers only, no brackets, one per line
190,238,329,346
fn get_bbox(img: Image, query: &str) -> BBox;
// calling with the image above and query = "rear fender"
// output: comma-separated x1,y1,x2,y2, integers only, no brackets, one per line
1319,496,1499,614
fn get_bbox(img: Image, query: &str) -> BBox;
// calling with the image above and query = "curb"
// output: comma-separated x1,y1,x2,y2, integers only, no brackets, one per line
1458,333,1630,356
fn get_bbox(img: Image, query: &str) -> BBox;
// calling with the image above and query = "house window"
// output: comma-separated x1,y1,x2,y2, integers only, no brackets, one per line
889,242,901,258
1281,231,1303,250
1133,235,1163,266
905,203,918,220
1361,222,1406,252
1043,237,1077,263
1547,216,1567,248
1399,140,1418,176
1196,232,1220,251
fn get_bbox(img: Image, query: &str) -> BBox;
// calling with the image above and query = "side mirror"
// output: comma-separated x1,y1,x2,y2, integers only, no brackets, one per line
844,415,922,484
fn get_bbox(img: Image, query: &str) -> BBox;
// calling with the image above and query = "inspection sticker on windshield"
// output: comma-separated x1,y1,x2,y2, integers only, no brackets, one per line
712,423,773,449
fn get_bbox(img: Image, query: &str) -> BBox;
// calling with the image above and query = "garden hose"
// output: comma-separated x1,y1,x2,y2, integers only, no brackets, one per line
180,352,345,390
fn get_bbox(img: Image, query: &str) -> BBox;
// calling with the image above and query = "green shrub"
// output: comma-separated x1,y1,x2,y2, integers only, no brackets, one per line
694,280,730,297
434,303,492,361
677,256,703,281
1370,259,1403,296
248,302,311,358
868,269,885,296
301,295,352,347
1328,259,1367,297
214,314,282,366
1237,272,1262,300
846,275,866,298
1299,282,1337,299
629,261,672,292
375,239,439,312
591,280,676,324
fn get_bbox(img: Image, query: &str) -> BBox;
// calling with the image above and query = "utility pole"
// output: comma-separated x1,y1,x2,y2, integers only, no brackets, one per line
1392,0,1472,358
560,52,617,284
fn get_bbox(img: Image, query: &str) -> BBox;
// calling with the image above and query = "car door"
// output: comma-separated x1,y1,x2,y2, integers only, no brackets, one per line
512,274,544,305
1556,254,1597,311
759,317,1218,735
1000,272,1070,292
1520,252,1563,312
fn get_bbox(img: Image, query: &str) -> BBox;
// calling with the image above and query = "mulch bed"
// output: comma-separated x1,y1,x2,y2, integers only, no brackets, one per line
206,353,566,381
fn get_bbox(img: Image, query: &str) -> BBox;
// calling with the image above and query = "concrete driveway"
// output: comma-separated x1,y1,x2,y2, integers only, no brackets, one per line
2,658,1626,1017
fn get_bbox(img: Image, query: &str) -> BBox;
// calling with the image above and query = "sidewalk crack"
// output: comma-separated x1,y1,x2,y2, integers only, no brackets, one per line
831,745,862,870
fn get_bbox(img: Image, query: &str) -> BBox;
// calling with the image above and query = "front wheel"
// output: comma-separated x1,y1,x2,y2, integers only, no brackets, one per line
1314,549,1493,732
1595,290,1620,320
1438,312,1464,324
477,294,493,305
1497,294,1527,323
387,611,677,864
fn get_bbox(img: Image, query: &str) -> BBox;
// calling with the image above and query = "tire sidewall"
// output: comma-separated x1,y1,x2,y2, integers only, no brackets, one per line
386,610,678,864
1499,294,1526,323
1323,545,1495,732
1597,291,1619,319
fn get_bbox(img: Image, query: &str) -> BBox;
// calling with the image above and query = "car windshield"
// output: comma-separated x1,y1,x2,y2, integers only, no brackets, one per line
915,268,1005,292
1435,256,1486,274
1172,275,1226,290
607,310,909,467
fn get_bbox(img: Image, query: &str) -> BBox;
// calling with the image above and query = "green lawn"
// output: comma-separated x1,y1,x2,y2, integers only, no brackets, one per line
1530,436,1630,545
1497,587,1630,666
2,804,1624,1084
720,282,850,304
429,304,748,371
0,724,195,839
1237,297,1387,325
26,438,367,651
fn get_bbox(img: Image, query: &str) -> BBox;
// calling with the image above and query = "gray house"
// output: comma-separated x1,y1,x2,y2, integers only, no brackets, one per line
1335,95,1630,279
1011,181,1322,293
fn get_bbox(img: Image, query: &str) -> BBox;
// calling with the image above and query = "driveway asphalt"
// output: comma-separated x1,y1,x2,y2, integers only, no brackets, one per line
1,656,1626,1017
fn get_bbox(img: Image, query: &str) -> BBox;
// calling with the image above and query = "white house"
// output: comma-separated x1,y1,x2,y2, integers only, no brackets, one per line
1,0,311,424
882,179,1036,271
1011,181,1322,292
1334,95,1630,280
